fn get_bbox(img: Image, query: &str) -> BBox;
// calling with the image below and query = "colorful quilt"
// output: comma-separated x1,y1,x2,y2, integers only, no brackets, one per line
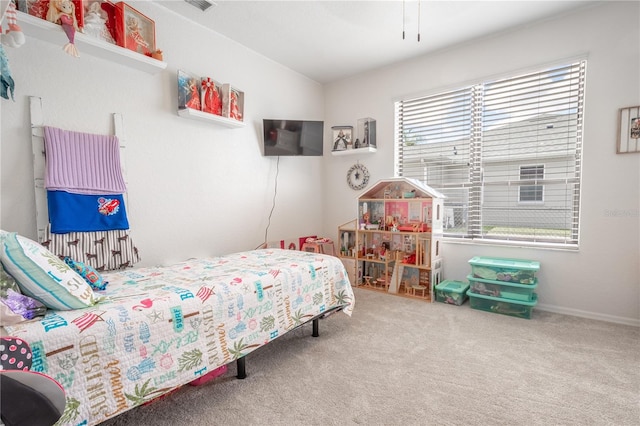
1,249,354,426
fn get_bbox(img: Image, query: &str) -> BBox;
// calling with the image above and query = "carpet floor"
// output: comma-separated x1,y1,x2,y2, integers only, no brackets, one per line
100,287,640,425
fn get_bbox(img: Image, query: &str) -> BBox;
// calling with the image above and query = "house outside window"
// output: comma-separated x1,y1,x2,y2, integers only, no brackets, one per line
519,165,544,203
395,60,586,247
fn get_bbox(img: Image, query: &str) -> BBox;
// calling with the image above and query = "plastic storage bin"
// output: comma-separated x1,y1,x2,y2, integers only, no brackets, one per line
435,280,470,305
467,290,537,319
468,256,539,284
467,275,537,302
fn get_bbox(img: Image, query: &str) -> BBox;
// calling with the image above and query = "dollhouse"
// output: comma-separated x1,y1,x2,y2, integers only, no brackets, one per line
338,177,445,301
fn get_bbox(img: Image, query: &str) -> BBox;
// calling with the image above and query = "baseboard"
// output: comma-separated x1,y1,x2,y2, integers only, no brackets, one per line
536,303,640,327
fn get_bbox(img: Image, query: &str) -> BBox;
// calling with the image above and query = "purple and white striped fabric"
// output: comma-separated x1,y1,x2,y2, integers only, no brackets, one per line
44,126,127,195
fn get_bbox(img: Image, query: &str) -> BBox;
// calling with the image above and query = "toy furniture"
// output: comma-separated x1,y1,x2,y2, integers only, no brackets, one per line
338,177,445,301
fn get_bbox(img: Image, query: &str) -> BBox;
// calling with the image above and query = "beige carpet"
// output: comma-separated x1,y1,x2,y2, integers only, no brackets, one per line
100,288,639,426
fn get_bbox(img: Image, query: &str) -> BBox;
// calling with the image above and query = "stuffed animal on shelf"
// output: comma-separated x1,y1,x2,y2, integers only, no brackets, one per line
1,0,25,48
1,0,25,101
46,0,79,57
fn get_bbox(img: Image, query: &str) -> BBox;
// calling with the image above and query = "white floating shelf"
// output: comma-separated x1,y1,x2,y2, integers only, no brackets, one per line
177,108,246,129
331,146,377,156
18,11,167,74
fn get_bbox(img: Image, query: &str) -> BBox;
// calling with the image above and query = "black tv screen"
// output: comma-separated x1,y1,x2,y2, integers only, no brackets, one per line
262,119,324,156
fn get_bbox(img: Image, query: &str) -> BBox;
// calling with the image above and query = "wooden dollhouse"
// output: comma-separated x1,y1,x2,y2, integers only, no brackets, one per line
338,177,445,301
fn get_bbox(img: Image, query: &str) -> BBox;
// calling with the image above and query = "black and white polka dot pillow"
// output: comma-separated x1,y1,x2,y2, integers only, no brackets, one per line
0,337,32,371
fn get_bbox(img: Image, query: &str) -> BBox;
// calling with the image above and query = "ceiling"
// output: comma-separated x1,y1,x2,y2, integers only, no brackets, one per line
156,0,600,84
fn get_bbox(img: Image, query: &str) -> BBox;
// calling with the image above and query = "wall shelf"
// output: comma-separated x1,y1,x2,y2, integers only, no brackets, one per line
331,146,377,156
17,11,167,74
177,108,245,129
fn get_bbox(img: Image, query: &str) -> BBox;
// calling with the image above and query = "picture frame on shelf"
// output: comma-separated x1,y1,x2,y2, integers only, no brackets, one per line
221,84,244,122
177,70,201,111
114,1,155,55
617,105,640,154
82,0,117,45
357,117,377,148
200,77,223,116
331,125,353,151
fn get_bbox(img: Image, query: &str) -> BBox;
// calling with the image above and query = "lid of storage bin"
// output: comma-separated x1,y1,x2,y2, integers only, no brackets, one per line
435,280,470,294
466,275,538,288
468,256,540,271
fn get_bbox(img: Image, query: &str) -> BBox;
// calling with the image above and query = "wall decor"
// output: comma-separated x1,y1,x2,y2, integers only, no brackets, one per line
332,125,353,151
114,1,155,56
177,70,201,110
617,105,640,154
357,117,376,148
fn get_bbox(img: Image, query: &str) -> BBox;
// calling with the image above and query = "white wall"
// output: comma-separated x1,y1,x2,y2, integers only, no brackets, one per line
1,2,326,266
323,1,640,325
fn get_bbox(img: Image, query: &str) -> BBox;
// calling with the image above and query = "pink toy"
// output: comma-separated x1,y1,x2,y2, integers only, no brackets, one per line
46,0,79,57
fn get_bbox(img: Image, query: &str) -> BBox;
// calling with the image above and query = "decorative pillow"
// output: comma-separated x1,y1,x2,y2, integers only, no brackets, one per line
0,232,98,310
1,262,21,298
64,257,108,291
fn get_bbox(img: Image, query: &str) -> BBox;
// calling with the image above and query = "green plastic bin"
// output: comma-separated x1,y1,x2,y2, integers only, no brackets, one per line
467,290,537,320
468,256,540,284
435,280,470,306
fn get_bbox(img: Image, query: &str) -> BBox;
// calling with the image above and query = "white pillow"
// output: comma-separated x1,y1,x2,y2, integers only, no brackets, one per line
0,231,98,310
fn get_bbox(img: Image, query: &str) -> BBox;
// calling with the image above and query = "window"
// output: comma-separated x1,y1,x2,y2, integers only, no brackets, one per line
395,60,585,247
519,165,544,203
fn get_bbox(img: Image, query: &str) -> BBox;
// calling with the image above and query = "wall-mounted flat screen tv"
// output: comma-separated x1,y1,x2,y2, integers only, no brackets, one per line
262,119,324,156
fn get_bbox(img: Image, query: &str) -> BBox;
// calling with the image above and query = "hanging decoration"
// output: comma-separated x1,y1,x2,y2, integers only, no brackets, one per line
1,0,25,101
46,0,80,57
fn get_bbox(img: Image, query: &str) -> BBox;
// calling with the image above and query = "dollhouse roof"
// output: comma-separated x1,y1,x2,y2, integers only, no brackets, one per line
358,177,446,200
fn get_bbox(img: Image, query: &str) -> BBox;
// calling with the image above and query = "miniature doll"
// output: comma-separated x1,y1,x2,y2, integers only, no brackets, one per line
229,89,242,121
125,15,150,55
83,1,115,44
201,78,222,115
185,77,201,110
46,0,79,56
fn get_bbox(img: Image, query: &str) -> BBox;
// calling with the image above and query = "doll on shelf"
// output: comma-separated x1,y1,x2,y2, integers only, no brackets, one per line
229,89,243,121
83,1,115,44
185,77,201,110
46,0,79,56
125,15,150,55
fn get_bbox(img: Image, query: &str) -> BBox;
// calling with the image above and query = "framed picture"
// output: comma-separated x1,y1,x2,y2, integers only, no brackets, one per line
83,0,117,45
331,126,353,151
177,70,201,110
114,2,156,55
617,105,640,154
357,117,376,148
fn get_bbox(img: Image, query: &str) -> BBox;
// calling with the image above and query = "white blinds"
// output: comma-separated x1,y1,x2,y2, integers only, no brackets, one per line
396,60,586,246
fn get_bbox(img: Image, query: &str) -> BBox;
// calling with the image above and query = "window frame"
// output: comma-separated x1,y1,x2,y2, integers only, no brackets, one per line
518,164,545,204
394,60,586,249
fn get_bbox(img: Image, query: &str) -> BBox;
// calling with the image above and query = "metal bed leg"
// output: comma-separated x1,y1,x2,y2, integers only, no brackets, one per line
312,318,319,337
236,357,246,379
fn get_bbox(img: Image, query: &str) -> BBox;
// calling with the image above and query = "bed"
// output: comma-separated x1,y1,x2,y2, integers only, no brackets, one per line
1,247,354,426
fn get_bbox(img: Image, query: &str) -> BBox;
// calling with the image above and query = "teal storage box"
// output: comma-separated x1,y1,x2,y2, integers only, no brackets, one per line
468,256,539,284
467,290,537,319
435,280,470,305
467,274,537,302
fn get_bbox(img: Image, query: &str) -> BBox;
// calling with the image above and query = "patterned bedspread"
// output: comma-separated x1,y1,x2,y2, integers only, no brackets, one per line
2,249,354,426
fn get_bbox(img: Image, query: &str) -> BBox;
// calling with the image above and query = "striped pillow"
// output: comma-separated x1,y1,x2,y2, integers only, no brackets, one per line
0,232,98,310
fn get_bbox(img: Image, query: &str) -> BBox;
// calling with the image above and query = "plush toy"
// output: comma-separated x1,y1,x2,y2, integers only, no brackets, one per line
1,0,24,101
1,0,25,48
46,0,79,57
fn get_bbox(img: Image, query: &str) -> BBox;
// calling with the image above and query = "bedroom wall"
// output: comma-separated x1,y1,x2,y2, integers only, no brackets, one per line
323,1,640,325
0,2,326,266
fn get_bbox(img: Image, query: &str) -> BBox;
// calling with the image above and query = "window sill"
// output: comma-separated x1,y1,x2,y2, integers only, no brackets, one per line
442,236,579,252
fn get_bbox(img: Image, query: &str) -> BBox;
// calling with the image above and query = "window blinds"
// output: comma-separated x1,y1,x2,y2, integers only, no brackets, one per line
396,60,586,246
